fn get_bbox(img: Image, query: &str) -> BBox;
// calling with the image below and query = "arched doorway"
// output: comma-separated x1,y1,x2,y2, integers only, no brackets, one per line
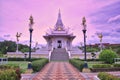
57,40,62,48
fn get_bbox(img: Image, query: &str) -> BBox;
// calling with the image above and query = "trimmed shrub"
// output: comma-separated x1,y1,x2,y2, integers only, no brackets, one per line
0,69,17,80
113,64,120,68
0,64,21,80
32,58,48,72
98,72,120,80
79,59,100,61
92,64,111,68
0,64,19,69
99,49,117,64
69,58,84,72
8,58,41,61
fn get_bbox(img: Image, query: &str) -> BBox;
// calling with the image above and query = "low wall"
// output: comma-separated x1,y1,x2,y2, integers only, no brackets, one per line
7,52,49,58
7,52,99,59
71,53,99,59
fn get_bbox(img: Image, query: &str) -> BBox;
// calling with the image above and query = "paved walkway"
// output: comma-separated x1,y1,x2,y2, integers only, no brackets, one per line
21,62,120,80
32,62,86,80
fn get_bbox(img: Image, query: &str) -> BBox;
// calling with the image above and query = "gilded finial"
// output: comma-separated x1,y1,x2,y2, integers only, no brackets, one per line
97,33,103,42
29,15,34,25
82,17,86,26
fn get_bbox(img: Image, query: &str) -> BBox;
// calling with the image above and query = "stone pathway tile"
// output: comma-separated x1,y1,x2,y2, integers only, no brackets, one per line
32,62,86,80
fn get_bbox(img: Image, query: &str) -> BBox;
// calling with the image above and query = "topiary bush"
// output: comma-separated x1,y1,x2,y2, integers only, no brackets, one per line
69,58,84,72
92,64,111,68
32,58,48,72
99,49,117,64
98,72,120,80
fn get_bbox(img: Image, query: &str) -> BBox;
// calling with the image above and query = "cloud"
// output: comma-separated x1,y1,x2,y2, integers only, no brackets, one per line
4,34,11,37
116,28,120,33
90,1,120,25
0,37,5,41
108,15,120,23
110,32,120,37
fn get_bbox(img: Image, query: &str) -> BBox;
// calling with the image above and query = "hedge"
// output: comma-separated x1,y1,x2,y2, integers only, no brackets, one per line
98,72,120,80
8,58,41,61
69,58,84,72
79,59,100,61
0,65,21,80
32,58,48,72
92,64,111,68
0,69,17,80
0,64,19,70
113,64,120,67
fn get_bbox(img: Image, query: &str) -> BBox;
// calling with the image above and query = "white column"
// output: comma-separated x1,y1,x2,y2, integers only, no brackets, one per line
16,41,18,53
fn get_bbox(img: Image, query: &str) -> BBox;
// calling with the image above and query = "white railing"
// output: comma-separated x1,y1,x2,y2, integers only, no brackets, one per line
48,47,53,62
0,58,8,65
65,47,71,59
114,58,120,64
94,76,100,80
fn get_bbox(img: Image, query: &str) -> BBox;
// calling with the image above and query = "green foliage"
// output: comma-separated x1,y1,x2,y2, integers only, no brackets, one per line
98,72,120,80
0,69,17,80
18,44,29,51
92,64,111,68
0,64,21,80
20,48,29,53
86,48,99,52
116,48,120,55
0,52,3,57
99,49,117,64
113,64,120,67
0,41,16,54
0,40,29,54
69,58,84,72
0,64,19,70
32,58,49,72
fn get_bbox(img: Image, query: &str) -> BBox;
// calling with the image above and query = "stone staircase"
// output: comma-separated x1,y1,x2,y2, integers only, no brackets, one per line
50,48,69,61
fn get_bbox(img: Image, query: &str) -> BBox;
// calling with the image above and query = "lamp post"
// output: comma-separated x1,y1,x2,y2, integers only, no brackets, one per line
29,15,34,61
28,15,34,69
82,17,88,68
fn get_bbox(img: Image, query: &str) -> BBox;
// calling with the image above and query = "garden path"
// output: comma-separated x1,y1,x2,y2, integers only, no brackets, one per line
32,62,87,80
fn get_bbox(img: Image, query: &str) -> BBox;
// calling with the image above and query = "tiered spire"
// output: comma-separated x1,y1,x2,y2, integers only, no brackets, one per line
55,9,64,31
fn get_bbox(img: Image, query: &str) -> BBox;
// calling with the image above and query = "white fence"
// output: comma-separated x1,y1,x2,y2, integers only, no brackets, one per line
0,58,8,65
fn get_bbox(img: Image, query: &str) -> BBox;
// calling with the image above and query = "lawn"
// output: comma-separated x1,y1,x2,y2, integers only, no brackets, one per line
8,61,28,70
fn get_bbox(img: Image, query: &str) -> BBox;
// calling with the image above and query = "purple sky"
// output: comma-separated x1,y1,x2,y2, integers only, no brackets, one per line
0,0,120,46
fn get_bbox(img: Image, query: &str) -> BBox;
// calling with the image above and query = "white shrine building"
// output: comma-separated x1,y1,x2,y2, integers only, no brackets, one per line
43,10,75,51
